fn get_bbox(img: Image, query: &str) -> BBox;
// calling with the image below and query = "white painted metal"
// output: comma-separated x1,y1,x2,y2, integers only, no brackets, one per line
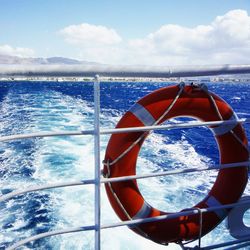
101,161,250,184
0,161,248,204
94,75,101,250
0,118,249,142
0,64,250,78
6,226,96,250
5,199,250,250
0,179,95,203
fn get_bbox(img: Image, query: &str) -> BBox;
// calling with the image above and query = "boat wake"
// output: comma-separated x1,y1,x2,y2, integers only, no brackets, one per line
0,81,249,249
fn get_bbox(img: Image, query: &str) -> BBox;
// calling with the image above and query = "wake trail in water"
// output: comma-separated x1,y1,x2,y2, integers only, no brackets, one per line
0,81,249,249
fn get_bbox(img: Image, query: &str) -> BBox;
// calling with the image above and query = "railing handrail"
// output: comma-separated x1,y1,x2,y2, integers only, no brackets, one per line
0,64,250,78
0,161,249,203
5,199,250,250
0,118,249,142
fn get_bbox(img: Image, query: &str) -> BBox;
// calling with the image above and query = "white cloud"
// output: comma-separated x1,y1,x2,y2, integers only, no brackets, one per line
59,23,123,64
59,10,250,65
0,44,35,58
59,23,122,46
128,9,250,65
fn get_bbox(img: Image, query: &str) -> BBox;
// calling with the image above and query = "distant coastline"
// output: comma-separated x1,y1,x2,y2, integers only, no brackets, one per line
0,76,250,83
0,54,250,83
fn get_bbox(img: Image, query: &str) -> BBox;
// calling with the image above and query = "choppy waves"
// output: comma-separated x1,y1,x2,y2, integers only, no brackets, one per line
0,81,249,249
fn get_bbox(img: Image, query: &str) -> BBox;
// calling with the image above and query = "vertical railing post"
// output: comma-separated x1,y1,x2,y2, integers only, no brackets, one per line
94,75,101,250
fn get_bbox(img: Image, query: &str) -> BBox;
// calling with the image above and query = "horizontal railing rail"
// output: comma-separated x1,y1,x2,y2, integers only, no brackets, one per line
6,226,96,250
0,161,249,203
0,118,249,142
5,199,250,250
0,64,250,78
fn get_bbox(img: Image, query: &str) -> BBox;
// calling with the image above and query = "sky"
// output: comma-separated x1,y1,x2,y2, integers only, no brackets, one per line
0,0,250,66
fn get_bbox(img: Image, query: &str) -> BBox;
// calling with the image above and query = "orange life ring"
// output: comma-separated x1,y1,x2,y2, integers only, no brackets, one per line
103,84,249,245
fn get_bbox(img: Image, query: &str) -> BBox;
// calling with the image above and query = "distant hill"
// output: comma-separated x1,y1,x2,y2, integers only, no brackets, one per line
0,54,100,65
0,54,249,80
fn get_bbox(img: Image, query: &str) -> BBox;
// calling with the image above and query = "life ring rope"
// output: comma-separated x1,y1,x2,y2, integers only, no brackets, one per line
207,87,249,153
103,83,186,240
206,86,249,152
103,83,249,245
105,160,152,240
103,82,248,170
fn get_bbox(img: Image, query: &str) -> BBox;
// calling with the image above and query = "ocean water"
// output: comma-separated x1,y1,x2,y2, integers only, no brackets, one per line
0,80,249,249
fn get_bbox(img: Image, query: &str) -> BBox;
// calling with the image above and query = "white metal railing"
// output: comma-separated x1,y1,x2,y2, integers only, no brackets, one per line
94,75,101,250
0,65,250,250
0,64,250,78
5,198,250,250
4,197,250,250
1,118,250,142
1,161,249,204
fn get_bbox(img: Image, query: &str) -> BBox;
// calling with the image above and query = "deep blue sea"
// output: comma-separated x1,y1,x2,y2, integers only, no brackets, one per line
0,80,249,249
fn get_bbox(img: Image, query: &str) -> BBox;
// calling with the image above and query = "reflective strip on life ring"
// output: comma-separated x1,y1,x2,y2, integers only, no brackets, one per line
204,195,227,219
103,84,249,245
211,113,238,136
129,102,156,126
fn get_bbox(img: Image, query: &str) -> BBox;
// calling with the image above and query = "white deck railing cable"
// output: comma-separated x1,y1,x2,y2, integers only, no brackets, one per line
1,66,250,249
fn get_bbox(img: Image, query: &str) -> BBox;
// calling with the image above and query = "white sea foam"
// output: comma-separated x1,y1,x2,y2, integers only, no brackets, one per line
0,85,249,250
231,96,241,100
